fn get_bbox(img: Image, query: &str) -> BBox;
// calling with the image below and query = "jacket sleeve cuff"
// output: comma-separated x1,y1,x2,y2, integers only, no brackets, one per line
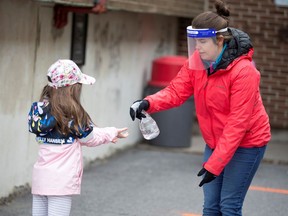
79,127,117,147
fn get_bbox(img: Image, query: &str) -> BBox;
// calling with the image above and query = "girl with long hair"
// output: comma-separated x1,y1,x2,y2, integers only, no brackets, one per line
28,59,128,216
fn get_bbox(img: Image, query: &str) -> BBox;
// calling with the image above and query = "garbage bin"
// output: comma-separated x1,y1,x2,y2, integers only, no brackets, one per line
144,56,194,148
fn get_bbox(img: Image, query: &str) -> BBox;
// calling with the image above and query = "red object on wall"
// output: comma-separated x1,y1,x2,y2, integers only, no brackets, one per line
149,56,187,87
54,2,106,29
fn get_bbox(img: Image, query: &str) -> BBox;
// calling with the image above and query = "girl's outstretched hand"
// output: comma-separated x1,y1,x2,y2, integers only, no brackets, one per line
112,127,129,143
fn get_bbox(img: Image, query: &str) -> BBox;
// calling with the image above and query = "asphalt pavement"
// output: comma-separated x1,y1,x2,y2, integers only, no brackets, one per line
0,130,287,216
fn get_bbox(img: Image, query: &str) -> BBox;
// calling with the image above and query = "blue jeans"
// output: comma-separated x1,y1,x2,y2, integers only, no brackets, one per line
202,144,267,216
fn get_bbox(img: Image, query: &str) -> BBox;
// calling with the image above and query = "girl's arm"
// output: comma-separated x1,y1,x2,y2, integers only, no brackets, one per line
79,127,128,147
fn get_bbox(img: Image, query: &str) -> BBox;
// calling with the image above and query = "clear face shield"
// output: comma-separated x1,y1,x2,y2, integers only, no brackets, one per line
187,26,218,70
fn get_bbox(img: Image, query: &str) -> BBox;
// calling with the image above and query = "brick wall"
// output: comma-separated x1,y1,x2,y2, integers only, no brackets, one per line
177,0,288,129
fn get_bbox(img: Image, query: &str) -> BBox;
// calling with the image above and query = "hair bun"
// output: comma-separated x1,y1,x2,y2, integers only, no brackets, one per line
215,0,230,18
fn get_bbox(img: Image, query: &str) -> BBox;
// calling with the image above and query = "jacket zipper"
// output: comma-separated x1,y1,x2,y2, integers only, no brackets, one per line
204,79,216,148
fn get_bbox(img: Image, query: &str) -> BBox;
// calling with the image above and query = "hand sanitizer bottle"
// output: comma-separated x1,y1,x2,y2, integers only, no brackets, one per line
139,111,160,140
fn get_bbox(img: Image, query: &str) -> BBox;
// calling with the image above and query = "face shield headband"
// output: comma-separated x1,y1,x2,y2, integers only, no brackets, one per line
186,26,228,70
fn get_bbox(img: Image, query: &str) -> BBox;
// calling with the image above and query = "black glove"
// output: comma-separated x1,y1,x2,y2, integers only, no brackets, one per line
129,100,150,121
197,168,216,187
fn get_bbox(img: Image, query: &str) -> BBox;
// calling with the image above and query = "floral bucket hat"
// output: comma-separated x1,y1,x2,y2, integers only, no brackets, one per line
47,59,96,88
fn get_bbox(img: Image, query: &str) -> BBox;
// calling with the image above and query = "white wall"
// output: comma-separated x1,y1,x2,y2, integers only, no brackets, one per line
0,0,177,198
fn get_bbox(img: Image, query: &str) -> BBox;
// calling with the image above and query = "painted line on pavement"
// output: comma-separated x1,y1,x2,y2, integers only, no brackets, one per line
182,214,201,216
249,185,288,195
180,186,288,216
181,185,288,216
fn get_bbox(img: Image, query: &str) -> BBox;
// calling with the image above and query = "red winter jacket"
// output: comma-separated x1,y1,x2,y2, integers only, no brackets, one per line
145,29,270,175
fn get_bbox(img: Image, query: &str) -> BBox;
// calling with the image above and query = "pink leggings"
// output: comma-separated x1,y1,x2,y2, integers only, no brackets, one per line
32,195,72,216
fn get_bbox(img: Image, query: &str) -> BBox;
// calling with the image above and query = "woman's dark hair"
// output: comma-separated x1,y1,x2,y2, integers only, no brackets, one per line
192,0,231,39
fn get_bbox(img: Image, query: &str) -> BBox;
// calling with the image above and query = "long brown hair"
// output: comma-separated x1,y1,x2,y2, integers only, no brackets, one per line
192,0,232,41
40,84,92,135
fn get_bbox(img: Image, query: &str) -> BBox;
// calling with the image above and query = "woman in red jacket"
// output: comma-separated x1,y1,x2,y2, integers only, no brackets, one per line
130,0,271,215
